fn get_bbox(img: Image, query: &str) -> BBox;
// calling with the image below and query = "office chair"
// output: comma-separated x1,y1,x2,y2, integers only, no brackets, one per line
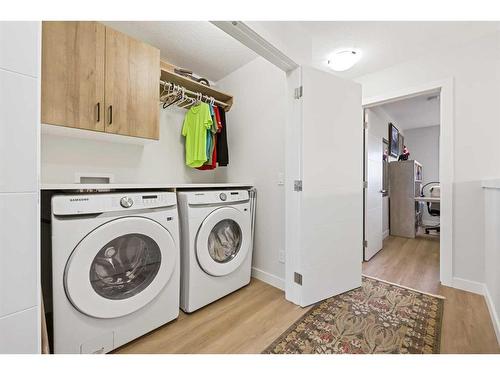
420,182,440,234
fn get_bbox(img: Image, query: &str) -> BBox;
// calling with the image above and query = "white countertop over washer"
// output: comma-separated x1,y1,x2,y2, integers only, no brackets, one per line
41,182,254,191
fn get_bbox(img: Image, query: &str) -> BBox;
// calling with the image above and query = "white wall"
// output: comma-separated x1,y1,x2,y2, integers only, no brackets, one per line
404,125,440,225
215,57,287,287
41,108,217,184
356,30,500,284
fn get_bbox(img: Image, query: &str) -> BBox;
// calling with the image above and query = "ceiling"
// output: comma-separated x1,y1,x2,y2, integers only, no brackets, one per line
378,93,440,130
103,21,258,82
297,21,500,79
101,21,500,83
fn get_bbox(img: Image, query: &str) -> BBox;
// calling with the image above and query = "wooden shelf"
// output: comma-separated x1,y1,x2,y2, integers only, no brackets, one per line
160,61,233,111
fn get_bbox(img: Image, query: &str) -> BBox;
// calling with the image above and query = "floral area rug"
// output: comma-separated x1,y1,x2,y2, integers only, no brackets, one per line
264,276,444,354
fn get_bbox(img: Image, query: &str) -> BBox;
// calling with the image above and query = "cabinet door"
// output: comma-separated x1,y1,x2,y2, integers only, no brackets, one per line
0,70,38,193
105,27,160,139
0,307,39,353
41,21,105,131
0,21,40,77
0,193,38,318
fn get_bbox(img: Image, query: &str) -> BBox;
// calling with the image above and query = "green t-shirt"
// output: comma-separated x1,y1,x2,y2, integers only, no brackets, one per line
182,103,213,168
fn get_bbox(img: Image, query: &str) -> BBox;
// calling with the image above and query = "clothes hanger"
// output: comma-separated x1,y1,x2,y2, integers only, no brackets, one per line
187,93,201,109
163,84,183,109
180,90,196,109
177,89,189,108
160,81,170,102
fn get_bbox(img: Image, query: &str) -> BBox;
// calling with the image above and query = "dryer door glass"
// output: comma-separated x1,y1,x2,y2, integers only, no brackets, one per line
207,219,242,263
89,233,161,300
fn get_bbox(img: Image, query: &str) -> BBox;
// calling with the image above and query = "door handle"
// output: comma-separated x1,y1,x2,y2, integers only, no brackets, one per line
380,189,387,194
108,105,113,125
96,102,100,122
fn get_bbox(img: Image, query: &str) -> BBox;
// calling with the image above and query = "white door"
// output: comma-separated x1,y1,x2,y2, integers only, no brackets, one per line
285,66,363,307
364,119,384,260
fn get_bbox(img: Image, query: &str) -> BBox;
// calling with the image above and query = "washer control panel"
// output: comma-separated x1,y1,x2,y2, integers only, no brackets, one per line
52,192,177,216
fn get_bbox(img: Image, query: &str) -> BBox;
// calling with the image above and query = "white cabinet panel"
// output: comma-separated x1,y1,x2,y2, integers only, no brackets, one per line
0,307,39,353
0,21,40,77
0,193,38,317
0,70,38,193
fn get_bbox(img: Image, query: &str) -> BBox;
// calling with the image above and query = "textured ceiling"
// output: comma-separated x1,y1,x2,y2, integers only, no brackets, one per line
102,21,258,82
378,93,440,130
297,21,500,79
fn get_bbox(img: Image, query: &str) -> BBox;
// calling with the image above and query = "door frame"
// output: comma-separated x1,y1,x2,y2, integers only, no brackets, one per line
363,114,385,261
362,78,454,286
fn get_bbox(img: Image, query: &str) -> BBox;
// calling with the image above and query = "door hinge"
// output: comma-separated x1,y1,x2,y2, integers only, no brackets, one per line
363,181,368,189
294,272,303,285
294,180,303,192
363,240,368,248
294,86,303,99
363,121,368,130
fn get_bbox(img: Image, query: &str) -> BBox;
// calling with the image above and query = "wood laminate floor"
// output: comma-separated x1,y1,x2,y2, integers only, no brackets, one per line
363,235,499,354
115,235,499,354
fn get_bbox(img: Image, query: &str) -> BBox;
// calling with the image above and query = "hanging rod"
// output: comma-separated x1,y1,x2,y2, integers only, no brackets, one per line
160,79,229,108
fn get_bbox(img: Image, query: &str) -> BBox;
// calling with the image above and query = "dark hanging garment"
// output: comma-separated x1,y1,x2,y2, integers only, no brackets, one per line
216,106,229,166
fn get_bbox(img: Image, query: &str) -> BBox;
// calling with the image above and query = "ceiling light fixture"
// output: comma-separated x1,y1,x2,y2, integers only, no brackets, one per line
327,49,362,72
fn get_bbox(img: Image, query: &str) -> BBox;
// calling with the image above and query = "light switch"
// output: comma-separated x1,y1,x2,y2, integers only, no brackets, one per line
279,249,285,263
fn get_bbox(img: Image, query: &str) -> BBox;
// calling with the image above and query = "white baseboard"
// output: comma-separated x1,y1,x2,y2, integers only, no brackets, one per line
251,267,285,291
483,285,500,346
450,278,500,346
452,277,485,295
383,229,389,239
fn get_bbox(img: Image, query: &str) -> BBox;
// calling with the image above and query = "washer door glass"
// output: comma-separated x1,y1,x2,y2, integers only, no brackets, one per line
207,219,242,263
64,217,177,319
89,233,161,300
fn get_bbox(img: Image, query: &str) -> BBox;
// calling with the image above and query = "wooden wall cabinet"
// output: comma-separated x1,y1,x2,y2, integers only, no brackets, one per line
105,28,160,139
42,22,105,132
41,21,160,140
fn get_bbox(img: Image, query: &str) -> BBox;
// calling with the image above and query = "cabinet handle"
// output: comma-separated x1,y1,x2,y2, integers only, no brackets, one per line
96,102,100,122
108,105,113,125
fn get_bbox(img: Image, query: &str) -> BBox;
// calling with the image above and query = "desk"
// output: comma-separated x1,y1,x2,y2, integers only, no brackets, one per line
414,196,440,203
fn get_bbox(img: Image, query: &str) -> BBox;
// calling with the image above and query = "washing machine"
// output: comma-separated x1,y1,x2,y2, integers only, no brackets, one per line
49,191,179,353
177,189,254,313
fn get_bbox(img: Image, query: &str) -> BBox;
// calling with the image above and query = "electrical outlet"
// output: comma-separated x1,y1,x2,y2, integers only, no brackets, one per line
279,249,285,263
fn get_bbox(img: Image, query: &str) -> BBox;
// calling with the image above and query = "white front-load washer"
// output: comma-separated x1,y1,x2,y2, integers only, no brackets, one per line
50,191,179,353
177,189,253,313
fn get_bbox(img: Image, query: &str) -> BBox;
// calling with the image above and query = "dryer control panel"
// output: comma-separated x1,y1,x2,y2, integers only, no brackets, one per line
184,190,250,206
52,192,177,216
